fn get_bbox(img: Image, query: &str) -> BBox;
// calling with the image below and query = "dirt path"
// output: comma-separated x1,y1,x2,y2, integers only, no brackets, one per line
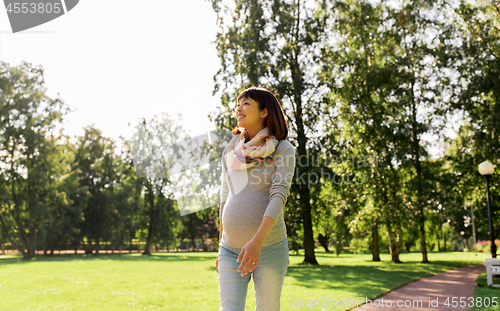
351,263,485,311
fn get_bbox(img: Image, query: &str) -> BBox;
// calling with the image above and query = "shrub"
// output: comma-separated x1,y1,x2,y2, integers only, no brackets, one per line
350,238,369,254
477,240,500,254
329,233,344,257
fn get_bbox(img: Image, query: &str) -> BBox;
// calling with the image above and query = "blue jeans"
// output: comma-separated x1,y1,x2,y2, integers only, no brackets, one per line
218,237,290,311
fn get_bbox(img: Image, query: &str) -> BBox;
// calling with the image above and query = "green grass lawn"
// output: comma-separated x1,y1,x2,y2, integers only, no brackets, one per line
468,271,500,311
0,250,492,310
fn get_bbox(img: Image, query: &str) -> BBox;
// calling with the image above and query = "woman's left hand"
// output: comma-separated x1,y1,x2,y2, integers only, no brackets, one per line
236,239,262,276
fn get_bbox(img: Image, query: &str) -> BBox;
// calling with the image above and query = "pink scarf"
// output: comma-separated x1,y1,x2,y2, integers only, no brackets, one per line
225,127,279,170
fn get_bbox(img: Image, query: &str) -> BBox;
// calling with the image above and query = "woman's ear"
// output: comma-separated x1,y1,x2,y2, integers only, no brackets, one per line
261,107,268,119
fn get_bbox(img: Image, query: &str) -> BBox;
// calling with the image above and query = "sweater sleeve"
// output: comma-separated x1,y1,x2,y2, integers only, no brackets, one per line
263,140,296,222
219,150,229,216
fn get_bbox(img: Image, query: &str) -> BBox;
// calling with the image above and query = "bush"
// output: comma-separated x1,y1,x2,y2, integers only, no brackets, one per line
476,271,500,287
477,240,500,254
329,233,344,257
476,272,488,287
350,238,369,254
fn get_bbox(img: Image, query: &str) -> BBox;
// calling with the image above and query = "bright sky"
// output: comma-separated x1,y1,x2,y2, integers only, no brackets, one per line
0,0,222,148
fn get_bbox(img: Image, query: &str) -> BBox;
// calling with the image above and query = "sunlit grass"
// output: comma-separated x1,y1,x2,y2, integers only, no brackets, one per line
468,271,500,311
0,250,490,310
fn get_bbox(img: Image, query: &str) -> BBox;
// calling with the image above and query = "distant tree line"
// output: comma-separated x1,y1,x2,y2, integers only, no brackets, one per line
0,61,220,259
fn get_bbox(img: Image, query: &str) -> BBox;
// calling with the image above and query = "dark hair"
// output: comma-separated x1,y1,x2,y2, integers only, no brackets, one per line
232,86,289,140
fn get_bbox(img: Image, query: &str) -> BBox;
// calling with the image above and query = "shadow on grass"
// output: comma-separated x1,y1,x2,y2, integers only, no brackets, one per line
287,263,458,286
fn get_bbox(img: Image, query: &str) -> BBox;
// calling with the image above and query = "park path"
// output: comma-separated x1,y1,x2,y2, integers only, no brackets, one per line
351,263,485,311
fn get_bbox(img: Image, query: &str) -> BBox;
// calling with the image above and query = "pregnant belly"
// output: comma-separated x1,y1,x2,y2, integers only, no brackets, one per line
222,195,270,240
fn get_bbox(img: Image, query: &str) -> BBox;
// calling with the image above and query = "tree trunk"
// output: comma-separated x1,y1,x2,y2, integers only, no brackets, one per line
412,96,429,263
386,221,402,263
95,235,100,255
299,180,318,264
396,220,403,254
85,238,93,254
290,32,317,265
379,160,401,263
371,223,380,261
144,232,153,255
191,237,196,252
42,228,47,256
27,224,37,258
419,208,429,263
143,186,158,256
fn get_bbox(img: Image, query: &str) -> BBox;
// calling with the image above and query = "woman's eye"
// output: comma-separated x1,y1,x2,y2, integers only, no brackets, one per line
236,102,248,109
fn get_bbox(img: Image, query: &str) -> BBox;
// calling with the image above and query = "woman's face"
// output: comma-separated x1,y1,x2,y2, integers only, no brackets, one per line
235,97,267,128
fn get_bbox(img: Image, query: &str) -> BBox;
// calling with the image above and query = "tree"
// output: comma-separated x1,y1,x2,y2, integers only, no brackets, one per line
0,60,70,259
128,112,201,255
75,126,118,255
319,0,408,262
437,0,500,247
41,135,86,255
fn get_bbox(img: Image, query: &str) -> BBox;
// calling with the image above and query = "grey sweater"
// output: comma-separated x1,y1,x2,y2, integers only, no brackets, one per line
219,135,296,248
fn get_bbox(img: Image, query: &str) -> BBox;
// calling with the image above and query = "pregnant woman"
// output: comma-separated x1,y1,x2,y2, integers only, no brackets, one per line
216,86,296,311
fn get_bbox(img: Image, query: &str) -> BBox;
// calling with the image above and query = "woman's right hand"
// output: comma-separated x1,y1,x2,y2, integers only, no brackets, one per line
216,257,219,273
